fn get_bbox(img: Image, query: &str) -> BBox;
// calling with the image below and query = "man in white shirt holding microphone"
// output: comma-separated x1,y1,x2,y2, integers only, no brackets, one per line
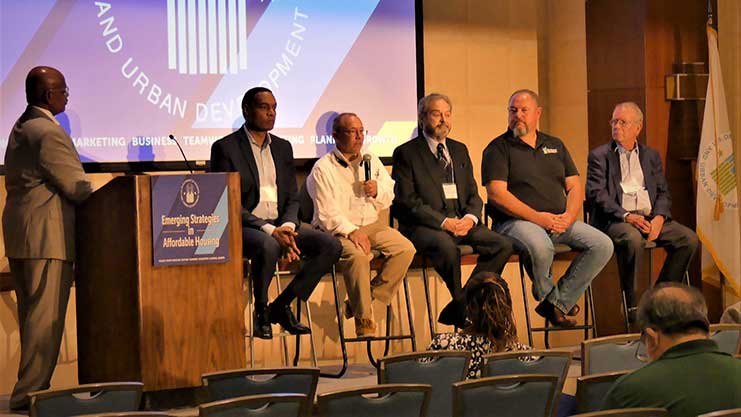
307,113,416,336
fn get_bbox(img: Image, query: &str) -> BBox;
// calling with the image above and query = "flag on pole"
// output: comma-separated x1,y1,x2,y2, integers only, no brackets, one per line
696,24,740,298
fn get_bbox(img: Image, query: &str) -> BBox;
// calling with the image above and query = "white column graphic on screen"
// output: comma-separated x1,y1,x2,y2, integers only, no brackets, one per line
167,0,248,74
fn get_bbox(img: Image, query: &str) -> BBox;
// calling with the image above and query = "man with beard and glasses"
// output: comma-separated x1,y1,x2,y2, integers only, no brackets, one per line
392,93,514,329
210,87,341,340
482,89,613,328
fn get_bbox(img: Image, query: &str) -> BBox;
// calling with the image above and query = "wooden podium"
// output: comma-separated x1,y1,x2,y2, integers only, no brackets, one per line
75,174,245,392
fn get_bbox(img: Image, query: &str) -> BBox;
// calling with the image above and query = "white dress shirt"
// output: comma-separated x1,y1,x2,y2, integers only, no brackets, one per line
616,144,652,217
306,149,394,237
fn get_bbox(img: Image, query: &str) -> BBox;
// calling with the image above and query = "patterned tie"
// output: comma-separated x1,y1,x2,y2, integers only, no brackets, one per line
436,143,449,169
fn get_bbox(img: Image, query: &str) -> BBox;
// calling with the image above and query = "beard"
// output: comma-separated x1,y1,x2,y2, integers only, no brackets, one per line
423,123,449,140
512,120,529,137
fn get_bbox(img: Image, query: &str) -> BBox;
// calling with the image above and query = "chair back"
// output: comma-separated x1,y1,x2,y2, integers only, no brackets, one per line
199,393,310,417
76,413,173,417
482,349,571,417
201,367,319,402
575,371,630,413
709,324,741,354
316,384,431,417
697,409,741,417
569,408,669,417
452,374,558,417
29,382,143,417
582,334,645,375
378,351,470,417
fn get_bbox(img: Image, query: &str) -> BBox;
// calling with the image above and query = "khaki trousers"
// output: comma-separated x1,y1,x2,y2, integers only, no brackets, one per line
337,221,415,320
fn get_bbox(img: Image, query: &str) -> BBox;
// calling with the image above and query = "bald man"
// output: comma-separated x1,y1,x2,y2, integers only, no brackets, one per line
3,66,92,410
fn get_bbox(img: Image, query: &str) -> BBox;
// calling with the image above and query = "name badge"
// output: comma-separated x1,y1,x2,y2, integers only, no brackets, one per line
260,185,278,203
443,183,458,199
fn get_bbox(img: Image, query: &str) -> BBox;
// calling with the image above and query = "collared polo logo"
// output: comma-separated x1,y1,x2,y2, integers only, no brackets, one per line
180,178,201,208
542,147,558,155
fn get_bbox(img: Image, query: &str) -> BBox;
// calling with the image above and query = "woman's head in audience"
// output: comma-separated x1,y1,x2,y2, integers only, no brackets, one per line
464,271,517,350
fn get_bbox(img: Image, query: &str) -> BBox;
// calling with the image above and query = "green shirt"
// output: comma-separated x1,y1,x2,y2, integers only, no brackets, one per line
603,339,741,417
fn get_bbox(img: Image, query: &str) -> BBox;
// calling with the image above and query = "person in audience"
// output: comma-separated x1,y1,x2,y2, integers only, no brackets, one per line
586,102,699,324
428,271,530,379
482,89,613,328
210,86,342,339
392,93,514,329
306,113,416,337
603,283,741,415
3,66,93,411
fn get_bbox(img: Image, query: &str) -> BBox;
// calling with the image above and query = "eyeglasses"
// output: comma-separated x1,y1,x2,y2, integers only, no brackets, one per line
609,119,635,127
340,129,367,137
49,87,69,97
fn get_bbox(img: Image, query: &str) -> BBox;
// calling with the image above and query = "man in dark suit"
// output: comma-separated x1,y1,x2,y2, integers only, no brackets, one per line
392,93,514,329
3,66,92,411
586,102,698,321
210,87,341,339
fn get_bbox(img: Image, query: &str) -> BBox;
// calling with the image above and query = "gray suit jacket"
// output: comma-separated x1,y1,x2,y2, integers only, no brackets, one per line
3,106,92,261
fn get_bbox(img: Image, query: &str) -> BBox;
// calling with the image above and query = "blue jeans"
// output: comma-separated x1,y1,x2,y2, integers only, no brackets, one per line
495,219,613,313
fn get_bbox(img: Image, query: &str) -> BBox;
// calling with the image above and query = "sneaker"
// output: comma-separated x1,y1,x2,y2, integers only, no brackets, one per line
355,318,376,337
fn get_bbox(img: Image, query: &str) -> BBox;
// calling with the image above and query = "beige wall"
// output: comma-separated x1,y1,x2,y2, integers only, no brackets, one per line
719,0,741,305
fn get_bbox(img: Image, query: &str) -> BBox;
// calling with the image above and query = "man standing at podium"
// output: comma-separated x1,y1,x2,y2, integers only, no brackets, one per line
210,87,341,339
3,66,92,411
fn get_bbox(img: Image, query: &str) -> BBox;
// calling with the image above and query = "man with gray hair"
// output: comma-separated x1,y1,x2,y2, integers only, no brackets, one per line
392,93,514,329
586,102,699,325
603,283,741,416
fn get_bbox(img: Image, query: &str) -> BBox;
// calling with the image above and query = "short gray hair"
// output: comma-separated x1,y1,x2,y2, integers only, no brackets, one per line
637,283,709,336
614,101,644,122
417,93,452,119
332,112,359,133
509,89,540,106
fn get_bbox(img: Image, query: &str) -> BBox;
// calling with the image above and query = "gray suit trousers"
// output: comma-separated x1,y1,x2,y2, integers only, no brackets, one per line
9,258,73,409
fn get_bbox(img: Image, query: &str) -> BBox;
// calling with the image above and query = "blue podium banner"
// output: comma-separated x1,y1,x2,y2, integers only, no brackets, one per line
151,174,230,266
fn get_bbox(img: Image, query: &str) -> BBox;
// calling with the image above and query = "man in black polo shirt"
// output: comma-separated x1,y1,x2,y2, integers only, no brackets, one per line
482,89,613,327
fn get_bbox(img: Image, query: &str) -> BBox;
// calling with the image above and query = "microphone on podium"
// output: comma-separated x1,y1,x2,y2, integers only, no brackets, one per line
362,154,372,181
169,134,194,174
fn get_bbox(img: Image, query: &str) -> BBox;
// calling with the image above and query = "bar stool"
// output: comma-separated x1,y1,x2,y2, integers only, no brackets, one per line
243,258,318,368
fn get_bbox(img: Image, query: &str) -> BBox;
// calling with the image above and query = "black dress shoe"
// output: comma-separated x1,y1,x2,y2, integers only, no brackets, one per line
268,303,311,335
9,403,29,414
253,306,273,339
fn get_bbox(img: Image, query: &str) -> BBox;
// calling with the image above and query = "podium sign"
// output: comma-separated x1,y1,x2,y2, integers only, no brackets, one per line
151,173,230,266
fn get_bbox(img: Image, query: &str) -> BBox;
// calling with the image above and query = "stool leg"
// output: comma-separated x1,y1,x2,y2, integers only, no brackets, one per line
402,275,417,351
303,298,318,367
321,265,349,378
422,265,436,337
246,275,255,367
588,285,597,338
273,268,290,367
519,260,534,347
621,290,630,333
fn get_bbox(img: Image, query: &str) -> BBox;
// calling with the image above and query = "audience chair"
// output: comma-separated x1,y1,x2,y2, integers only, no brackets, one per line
298,185,417,378
201,367,319,402
709,323,741,355
485,211,596,348
243,258,318,368
198,393,310,417
575,371,630,413
29,382,144,417
482,349,572,417
697,409,741,417
316,384,431,417
581,334,645,376
569,408,669,417
452,374,558,417
378,351,471,417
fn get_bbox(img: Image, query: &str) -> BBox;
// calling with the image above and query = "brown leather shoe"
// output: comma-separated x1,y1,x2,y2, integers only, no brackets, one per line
355,318,376,337
535,300,576,328
567,304,580,317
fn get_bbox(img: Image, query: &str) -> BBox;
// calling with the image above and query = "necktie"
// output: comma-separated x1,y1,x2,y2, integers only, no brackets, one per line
436,143,449,169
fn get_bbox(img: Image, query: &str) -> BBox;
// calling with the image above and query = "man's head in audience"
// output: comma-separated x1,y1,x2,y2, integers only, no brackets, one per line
637,283,710,360
332,112,364,160
464,271,517,351
241,86,276,133
418,93,452,142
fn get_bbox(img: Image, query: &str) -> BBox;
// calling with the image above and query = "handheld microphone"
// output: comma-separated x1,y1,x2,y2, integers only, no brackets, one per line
169,134,194,174
362,154,372,181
